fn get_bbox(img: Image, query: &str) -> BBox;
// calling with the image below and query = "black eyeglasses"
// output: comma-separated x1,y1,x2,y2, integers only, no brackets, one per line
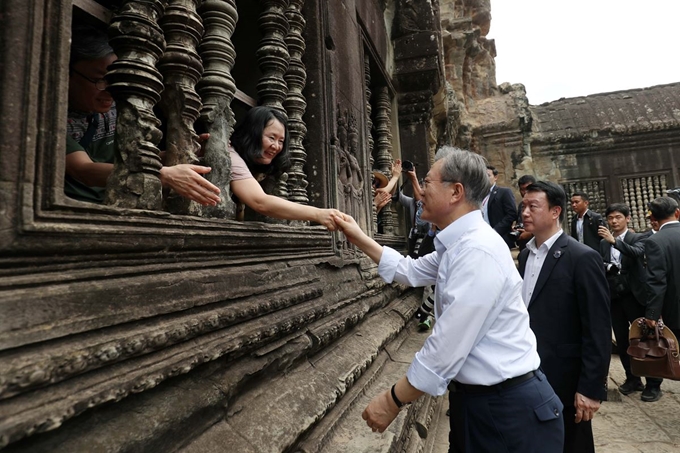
72,69,108,91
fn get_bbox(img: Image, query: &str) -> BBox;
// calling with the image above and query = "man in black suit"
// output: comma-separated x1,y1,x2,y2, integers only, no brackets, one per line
514,174,537,251
570,191,603,251
483,165,517,248
643,196,680,402
519,181,611,453
597,203,663,400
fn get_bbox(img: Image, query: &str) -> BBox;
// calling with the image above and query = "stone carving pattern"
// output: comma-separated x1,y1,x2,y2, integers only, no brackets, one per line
0,286,336,447
365,53,378,232
104,0,168,210
0,286,323,400
335,106,364,251
195,0,238,218
157,0,205,215
283,0,310,206
621,174,668,231
374,86,396,234
257,0,290,114
562,180,607,227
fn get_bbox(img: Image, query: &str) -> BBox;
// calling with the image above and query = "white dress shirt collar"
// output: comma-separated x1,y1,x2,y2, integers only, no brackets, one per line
526,228,563,254
435,210,485,253
660,220,680,230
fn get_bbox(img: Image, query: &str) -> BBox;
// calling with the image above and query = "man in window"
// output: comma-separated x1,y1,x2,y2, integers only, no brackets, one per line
65,25,221,206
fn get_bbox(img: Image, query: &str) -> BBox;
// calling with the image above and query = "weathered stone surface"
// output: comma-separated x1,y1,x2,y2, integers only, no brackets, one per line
440,0,680,203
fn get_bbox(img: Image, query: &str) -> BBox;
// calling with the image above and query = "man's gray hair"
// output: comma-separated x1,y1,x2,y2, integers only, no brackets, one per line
434,146,491,208
70,25,115,68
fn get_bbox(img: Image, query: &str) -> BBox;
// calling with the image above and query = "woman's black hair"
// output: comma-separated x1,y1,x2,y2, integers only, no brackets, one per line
230,106,291,175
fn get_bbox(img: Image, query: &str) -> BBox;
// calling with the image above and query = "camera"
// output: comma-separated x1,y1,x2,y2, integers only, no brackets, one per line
509,223,524,238
402,160,415,172
598,218,607,228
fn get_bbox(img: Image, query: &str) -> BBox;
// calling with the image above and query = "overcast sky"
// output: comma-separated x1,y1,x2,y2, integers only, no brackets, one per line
488,0,680,105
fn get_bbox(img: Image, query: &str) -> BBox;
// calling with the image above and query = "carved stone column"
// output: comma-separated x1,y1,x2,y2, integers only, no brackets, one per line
283,0,309,206
105,0,168,210
365,54,377,232
195,0,238,218
157,0,204,215
257,0,290,114
374,86,395,234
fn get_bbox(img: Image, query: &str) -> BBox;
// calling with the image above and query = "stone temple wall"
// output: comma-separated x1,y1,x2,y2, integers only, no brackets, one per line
0,1,448,452
438,0,680,225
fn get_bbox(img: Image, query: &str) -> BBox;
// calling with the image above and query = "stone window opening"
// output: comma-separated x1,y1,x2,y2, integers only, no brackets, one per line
64,0,312,225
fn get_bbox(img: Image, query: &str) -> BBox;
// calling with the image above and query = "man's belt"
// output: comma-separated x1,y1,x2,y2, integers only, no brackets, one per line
448,370,536,394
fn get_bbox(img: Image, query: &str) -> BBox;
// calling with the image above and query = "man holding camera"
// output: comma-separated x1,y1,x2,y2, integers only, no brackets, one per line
597,203,663,400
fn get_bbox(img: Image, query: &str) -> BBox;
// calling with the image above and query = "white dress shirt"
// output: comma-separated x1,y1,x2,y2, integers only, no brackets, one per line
481,185,494,224
378,211,540,396
609,229,628,268
522,229,563,306
576,212,587,243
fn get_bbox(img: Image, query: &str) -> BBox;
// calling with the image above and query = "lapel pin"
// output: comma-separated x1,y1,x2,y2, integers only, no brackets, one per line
553,250,562,259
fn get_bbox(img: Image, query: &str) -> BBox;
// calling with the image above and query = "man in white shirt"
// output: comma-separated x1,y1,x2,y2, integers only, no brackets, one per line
332,147,564,452
519,181,611,453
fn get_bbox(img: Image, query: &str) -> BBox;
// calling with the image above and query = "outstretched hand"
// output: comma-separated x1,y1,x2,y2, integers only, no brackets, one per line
159,164,221,206
331,212,364,244
315,208,343,231
391,159,402,178
374,190,392,212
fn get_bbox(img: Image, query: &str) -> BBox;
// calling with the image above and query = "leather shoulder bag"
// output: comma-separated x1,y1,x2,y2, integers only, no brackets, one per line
628,318,680,380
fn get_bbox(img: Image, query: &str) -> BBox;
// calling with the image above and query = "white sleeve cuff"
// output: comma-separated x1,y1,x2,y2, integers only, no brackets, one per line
406,352,449,396
378,246,402,284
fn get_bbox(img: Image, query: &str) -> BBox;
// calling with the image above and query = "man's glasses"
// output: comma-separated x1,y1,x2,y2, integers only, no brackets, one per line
72,69,108,91
422,179,452,189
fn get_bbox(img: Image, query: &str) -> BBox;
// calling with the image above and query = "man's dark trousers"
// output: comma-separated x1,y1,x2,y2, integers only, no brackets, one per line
448,370,564,452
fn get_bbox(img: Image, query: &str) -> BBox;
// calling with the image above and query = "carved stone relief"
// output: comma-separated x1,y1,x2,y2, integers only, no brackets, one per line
621,174,669,231
157,0,205,215
196,0,239,219
104,0,168,210
374,86,395,234
284,0,310,207
335,106,365,233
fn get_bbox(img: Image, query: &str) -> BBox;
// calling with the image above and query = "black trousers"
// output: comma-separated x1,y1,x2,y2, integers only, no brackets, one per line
611,291,662,388
562,406,594,453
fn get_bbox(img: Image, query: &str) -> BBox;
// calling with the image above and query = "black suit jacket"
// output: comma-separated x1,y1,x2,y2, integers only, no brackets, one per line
519,233,611,406
487,185,517,248
644,222,680,329
598,230,645,300
570,210,603,252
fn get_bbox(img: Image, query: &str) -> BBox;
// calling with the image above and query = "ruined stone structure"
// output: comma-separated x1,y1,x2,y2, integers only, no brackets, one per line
3,0,678,451
0,0,447,451
438,1,680,229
